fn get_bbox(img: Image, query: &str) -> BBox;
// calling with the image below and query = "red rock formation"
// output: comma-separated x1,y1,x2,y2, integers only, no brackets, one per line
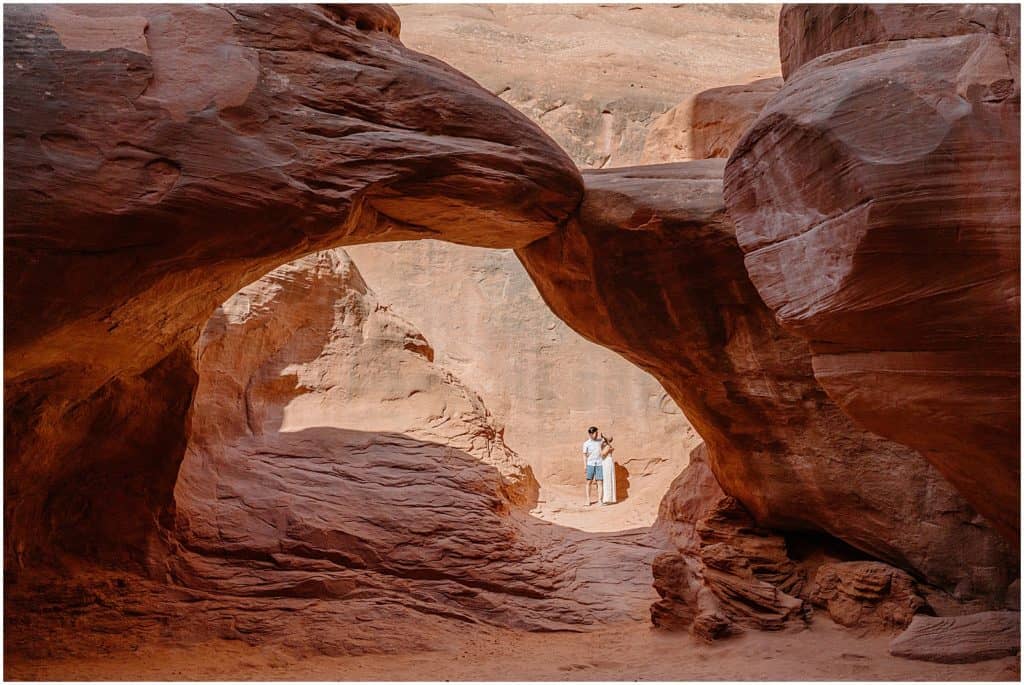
652,446,808,640
808,562,930,631
641,77,783,163
518,162,1015,605
725,4,1020,540
7,250,669,659
890,611,1021,664
4,3,581,566
779,4,1020,79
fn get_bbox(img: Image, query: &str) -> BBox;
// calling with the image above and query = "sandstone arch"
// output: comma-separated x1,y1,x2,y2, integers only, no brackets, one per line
5,3,580,566
4,2,1019,660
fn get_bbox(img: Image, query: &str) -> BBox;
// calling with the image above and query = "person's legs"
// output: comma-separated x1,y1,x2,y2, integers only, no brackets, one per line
585,464,599,505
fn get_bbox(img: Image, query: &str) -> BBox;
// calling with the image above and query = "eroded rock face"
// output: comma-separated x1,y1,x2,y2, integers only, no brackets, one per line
394,4,781,169
518,162,1015,604
809,562,930,632
779,3,1020,79
725,4,1021,541
641,77,783,163
346,240,699,510
651,445,807,639
890,611,1021,664
4,3,581,566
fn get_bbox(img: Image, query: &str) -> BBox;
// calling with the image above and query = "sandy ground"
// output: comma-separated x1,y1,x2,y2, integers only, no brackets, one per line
8,617,1019,681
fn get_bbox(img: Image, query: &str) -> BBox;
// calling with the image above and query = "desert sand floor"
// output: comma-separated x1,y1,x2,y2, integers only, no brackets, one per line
7,617,1019,681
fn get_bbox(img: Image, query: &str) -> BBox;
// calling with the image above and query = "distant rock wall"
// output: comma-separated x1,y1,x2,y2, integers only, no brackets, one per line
346,241,699,496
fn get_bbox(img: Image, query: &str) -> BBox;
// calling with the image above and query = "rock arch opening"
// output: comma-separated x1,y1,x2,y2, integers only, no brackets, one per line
5,2,1020,678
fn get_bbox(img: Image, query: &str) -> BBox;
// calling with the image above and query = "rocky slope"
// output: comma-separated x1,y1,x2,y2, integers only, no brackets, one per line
394,3,781,168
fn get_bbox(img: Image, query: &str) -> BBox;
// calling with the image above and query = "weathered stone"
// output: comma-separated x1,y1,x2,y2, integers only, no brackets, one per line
809,561,930,631
519,162,1015,603
726,6,1021,541
641,77,783,162
651,446,807,639
4,2,581,566
779,3,1020,79
890,611,1021,663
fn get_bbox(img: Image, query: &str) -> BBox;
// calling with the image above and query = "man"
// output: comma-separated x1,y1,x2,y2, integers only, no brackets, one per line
582,426,604,506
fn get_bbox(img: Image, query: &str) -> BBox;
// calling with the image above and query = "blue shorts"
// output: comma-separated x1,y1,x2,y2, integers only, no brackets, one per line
586,464,603,481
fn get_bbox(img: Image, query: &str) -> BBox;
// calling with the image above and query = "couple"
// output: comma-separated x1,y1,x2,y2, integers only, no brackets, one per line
582,426,617,506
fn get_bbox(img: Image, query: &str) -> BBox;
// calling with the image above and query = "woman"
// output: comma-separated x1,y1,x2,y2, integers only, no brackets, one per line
600,435,617,505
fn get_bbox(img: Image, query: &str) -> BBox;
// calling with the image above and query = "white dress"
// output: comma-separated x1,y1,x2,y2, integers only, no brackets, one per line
602,450,617,504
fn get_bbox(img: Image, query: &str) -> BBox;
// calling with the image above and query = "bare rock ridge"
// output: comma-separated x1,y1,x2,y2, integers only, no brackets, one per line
725,4,1021,540
4,3,581,566
516,162,1015,629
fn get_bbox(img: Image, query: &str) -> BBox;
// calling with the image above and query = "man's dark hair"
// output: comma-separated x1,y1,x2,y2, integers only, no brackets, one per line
588,426,598,434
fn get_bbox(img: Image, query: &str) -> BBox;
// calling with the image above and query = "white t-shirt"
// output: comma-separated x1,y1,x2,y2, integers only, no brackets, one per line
583,438,604,466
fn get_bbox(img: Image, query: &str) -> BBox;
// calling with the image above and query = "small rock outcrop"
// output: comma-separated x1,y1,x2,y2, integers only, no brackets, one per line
808,562,930,631
641,77,783,163
726,3,1021,540
651,444,807,640
890,611,1021,664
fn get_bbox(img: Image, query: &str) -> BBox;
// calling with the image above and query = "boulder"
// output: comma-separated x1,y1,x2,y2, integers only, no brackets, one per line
890,611,1021,663
518,162,1015,604
726,5,1021,541
641,77,783,162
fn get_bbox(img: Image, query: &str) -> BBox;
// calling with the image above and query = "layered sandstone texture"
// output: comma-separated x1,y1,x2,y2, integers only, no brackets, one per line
518,162,1015,614
651,444,808,640
725,3,1021,540
4,3,581,567
161,249,665,651
394,3,780,168
890,611,1021,664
